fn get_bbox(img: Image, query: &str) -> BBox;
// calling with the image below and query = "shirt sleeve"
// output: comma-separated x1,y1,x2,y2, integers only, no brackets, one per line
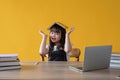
46,45,49,50
46,45,49,57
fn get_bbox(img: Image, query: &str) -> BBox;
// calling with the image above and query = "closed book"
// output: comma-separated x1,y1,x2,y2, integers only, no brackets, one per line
111,57,120,60
111,53,120,57
110,63,120,69
110,60,120,64
0,65,21,71
0,60,20,67
0,54,18,61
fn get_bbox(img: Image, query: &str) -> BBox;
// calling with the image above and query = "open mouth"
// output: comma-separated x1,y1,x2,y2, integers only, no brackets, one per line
51,37,56,41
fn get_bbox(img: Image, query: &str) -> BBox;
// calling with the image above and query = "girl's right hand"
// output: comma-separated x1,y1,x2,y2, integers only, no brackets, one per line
39,30,47,38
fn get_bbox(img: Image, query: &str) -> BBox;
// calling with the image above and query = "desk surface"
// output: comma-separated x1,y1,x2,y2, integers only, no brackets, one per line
0,61,119,80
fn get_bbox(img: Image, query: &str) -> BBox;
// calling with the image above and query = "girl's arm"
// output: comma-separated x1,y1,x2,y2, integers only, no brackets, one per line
39,30,49,54
64,27,74,53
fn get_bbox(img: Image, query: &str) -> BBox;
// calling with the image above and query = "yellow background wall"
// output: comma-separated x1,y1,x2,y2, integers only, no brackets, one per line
0,0,120,61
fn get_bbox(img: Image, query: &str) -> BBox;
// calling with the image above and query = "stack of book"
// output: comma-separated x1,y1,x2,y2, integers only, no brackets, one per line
110,52,120,68
0,54,21,71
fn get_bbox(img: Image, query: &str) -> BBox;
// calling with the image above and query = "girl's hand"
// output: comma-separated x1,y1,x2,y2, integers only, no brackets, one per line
39,30,47,38
66,27,74,36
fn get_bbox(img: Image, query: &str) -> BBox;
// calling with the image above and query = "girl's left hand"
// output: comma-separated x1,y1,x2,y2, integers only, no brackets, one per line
66,27,74,35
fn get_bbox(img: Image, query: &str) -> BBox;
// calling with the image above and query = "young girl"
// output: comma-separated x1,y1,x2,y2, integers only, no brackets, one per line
39,22,74,61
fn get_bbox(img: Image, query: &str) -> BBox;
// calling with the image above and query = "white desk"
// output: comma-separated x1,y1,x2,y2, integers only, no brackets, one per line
0,61,119,80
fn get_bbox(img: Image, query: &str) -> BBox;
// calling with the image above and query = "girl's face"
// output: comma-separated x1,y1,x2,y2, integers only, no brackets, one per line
50,29,61,44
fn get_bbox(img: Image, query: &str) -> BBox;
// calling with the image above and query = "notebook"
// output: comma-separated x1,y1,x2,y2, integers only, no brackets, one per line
69,45,112,72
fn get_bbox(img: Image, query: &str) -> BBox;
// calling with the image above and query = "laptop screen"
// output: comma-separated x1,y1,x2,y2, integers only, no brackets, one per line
83,45,112,71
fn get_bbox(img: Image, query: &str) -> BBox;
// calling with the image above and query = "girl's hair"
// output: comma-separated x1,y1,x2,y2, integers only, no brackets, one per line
48,24,66,57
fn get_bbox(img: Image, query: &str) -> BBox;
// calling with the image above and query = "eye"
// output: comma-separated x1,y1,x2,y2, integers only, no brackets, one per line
50,32,54,34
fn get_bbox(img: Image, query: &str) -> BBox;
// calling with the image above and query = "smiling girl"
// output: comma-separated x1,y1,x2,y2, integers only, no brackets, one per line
39,22,74,61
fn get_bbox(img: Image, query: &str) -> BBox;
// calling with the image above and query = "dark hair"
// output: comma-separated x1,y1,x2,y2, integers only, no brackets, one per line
48,24,66,57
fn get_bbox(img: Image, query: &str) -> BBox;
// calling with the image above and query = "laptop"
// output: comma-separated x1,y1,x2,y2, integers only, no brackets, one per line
69,45,112,72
